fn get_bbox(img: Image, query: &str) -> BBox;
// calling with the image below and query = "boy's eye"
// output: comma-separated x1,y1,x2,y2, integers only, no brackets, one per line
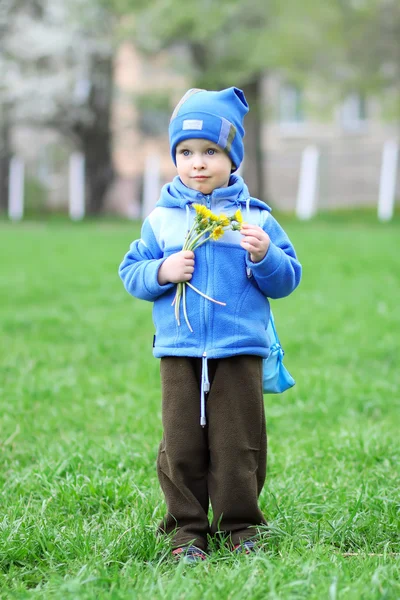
206,148,216,155
181,149,190,156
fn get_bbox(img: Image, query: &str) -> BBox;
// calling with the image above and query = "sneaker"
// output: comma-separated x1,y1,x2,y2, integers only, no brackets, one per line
233,540,256,554
172,545,208,563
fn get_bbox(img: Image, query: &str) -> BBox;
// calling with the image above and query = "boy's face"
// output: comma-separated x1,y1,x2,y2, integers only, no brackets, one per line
176,138,233,195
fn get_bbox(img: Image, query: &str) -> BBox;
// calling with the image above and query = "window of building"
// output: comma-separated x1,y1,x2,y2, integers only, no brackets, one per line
339,93,367,131
279,83,304,125
136,93,171,137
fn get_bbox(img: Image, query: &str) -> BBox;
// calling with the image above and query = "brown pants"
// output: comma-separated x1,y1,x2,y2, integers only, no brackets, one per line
157,355,267,551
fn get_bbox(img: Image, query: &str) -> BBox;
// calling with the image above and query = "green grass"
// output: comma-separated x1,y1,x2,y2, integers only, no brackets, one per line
0,217,399,599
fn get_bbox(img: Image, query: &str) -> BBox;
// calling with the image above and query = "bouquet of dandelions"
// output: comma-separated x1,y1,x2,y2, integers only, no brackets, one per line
172,203,243,332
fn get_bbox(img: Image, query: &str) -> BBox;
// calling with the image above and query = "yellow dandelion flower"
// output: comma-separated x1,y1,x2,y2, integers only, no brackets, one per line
233,209,243,224
209,212,220,222
193,204,212,219
210,225,224,241
218,214,230,227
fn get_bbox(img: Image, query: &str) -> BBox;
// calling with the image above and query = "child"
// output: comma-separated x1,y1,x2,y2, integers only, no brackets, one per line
119,87,302,562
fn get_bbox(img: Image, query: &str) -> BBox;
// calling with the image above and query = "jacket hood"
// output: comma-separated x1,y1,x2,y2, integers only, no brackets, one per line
156,174,271,212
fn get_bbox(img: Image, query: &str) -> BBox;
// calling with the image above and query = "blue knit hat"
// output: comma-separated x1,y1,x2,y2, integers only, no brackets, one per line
169,87,249,171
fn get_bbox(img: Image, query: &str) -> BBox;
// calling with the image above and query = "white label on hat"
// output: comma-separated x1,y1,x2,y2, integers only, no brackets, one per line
182,119,203,130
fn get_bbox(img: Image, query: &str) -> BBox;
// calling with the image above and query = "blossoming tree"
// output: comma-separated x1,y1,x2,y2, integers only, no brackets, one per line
1,0,115,214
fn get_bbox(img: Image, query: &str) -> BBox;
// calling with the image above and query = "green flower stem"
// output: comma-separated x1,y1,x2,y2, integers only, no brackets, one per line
182,221,198,250
186,281,227,306
192,228,228,249
182,281,193,332
192,222,234,250
173,210,242,329
174,282,182,325
190,237,209,250
186,225,214,251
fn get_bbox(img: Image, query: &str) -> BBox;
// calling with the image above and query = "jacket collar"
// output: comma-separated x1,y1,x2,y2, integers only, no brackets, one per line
156,174,271,211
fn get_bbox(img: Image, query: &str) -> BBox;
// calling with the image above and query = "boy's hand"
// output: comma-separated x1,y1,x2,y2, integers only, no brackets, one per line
158,250,195,285
240,223,270,263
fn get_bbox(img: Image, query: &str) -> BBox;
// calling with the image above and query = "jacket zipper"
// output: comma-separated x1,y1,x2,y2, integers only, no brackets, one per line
203,194,212,356
200,194,212,426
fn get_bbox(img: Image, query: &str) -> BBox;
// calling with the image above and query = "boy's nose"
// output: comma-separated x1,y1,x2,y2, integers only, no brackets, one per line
192,154,206,169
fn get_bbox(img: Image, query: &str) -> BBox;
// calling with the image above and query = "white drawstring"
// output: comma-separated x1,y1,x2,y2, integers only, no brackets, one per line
185,204,191,232
200,353,209,427
245,197,252,278
246,197,251,220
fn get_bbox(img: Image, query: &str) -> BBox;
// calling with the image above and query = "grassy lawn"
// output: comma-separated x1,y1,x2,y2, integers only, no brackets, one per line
0,216,399,599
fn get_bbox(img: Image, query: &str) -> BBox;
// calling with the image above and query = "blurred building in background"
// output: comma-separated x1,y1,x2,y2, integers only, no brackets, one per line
109,43,399,214
8,42,400,216
107,43,186,217
263,79,398,212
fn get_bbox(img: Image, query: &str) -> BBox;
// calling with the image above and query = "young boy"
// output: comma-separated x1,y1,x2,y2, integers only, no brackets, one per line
119,87,302,562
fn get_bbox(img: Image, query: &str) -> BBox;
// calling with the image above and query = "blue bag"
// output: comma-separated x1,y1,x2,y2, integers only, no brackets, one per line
245,206,295,394
263,310,295,394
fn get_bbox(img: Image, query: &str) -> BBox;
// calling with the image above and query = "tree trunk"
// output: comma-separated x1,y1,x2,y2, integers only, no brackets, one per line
0,104,11,213
72,54,114,215
82,130,114,215
241,78,266,201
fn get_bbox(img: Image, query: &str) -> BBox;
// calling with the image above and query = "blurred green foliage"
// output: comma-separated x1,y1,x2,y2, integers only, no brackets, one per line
24,175,48,216
105,0,400,105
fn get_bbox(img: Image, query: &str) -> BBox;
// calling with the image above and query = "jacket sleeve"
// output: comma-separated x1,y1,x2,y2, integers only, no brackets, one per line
118,218,175,301
246,214,302,299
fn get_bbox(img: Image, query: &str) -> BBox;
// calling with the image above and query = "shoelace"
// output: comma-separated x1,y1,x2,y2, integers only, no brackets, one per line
233,540,256,554
172,545,208,561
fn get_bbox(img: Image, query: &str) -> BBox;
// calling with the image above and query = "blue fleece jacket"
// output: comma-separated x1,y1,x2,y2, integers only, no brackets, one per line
119,174,301,359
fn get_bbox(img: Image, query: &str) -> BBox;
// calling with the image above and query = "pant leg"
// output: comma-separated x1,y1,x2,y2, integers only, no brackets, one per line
157,357,210,550
207,355,267,545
